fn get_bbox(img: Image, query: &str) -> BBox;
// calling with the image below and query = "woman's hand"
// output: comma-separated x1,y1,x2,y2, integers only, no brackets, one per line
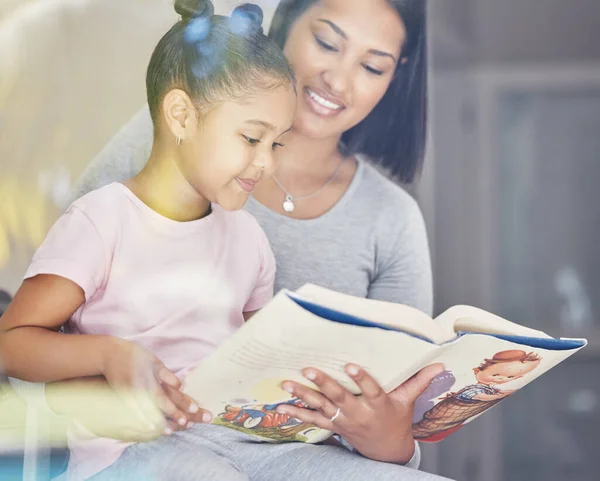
277,363,445,464
101,338,212,435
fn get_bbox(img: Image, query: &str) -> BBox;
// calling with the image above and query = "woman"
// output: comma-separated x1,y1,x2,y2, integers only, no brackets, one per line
51,0,446,478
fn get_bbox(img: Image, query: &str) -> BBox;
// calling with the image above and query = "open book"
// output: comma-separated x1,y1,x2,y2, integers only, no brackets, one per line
184,284,587,444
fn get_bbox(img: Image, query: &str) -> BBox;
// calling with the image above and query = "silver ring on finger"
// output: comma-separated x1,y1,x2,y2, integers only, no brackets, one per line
329,407,341,423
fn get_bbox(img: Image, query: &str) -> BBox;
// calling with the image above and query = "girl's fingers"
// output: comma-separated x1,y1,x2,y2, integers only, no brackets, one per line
117,386,163,432
164,418,180,434
154,385,188,427
155,364,182,390
163,384,212,424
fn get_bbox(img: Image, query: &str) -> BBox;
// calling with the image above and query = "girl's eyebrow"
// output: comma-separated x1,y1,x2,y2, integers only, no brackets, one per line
317,19,397,62
244,119,274,129
244,120,292,135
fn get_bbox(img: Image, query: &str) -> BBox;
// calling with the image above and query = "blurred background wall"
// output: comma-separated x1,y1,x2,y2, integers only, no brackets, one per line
424,1,600,479
1,0,598,479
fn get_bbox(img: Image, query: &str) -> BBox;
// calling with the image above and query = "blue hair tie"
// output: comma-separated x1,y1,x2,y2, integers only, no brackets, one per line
184,16,211,44
229,3,263,36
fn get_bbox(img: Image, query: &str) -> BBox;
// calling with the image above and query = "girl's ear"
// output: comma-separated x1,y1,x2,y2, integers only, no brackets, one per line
162,89,198,141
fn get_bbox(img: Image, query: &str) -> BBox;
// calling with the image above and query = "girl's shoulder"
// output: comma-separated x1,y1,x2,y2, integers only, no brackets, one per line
63,183,133,237
67,183,129,216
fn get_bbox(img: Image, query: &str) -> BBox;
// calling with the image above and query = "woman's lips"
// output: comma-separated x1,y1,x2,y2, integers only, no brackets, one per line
304,87,345,117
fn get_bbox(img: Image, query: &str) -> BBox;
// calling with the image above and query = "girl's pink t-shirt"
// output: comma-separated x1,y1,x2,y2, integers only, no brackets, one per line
24,183,276,480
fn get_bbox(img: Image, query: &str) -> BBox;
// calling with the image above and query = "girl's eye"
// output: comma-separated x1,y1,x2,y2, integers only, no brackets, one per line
272,142,285,150
243,135,260,145
363,64,384,76
315,36,337,52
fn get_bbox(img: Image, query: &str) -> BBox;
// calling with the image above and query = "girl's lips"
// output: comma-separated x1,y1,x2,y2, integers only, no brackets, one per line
236,178,257,193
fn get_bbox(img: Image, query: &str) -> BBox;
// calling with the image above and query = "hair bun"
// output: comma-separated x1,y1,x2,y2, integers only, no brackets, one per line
175,0,214,21
230,3,264,35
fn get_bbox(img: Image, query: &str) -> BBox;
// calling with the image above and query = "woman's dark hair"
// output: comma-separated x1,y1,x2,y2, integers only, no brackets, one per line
269,0,427,183
146,0,295,126
0,290,11,317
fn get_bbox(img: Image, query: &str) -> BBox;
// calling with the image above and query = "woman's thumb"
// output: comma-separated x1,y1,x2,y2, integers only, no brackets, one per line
400,363,445,402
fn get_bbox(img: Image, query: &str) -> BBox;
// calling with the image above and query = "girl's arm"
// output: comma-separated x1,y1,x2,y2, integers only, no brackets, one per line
0,274,114,382
1,274,209,432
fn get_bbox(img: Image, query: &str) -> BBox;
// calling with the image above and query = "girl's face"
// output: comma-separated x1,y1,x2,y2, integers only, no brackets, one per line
283,0,406,140
178,84,296,211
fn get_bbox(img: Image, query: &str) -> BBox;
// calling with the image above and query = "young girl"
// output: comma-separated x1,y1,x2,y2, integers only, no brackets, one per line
0,1,296,479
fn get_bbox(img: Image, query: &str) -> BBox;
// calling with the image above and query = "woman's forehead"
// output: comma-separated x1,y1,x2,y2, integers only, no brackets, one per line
306,0,406,54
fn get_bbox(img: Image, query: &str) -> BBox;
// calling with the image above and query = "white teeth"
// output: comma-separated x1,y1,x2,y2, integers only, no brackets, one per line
307,89,342,110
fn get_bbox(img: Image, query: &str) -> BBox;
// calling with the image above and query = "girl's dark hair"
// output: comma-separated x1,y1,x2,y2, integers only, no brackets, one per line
269,0,427,183
146,0,294,126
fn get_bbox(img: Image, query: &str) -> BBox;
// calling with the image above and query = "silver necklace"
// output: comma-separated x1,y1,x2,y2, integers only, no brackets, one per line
272,158,345,213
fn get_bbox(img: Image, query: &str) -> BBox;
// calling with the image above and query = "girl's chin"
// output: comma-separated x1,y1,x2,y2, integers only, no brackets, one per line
219,195,250,212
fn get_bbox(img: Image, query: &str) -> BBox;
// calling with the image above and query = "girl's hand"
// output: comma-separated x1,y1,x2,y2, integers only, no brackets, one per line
277,363,445,464
47,377,165,442
101,338,212,434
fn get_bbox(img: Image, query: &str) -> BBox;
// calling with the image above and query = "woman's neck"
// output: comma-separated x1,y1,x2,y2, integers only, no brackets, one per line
275,130,343,181
127,143,211,222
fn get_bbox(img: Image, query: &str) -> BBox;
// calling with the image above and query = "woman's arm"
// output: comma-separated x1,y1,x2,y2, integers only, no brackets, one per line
368,194,433,316
70,106,154,202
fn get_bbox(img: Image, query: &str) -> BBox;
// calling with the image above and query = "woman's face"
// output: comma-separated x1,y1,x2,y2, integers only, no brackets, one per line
283,0,406,140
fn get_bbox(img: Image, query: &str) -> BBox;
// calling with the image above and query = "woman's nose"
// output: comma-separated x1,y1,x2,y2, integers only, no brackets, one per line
256,149,275,173
321,58,353,97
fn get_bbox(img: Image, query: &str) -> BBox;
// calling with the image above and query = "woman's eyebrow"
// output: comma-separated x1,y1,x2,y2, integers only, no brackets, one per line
369,49,397,62
317,19,347,39
317,19,397,62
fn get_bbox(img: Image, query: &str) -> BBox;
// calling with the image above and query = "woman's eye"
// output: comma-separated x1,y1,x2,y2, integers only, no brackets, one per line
315,36,337,52
364,65,384,76
272,142,285,150
243,135,260,145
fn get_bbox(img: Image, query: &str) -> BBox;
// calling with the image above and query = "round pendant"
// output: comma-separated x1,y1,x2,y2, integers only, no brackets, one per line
282,196,295,213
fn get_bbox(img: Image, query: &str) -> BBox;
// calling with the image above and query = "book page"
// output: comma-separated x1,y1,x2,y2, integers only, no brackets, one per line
295,284,451,344
184,291,439,444
412,333,584,443
434,305,553,339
